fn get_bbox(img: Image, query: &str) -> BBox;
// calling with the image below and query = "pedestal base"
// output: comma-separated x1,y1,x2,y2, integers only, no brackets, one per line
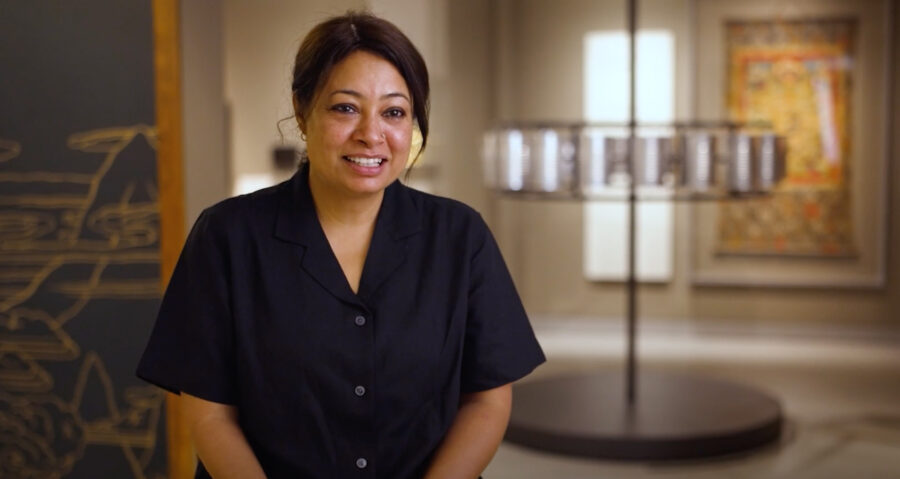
506,372,783,461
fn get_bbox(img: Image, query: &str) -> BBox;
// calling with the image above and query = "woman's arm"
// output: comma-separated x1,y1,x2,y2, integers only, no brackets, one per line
181,393,267,479
423,383,512,479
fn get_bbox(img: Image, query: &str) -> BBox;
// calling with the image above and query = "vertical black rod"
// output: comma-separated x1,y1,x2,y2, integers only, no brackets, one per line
625,0,638,407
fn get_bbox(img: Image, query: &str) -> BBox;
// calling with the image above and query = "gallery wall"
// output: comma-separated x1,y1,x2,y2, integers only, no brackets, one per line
181,0,230,228
487,0,899,326
490,0,697,319
216,0,898,329
162,0,900,473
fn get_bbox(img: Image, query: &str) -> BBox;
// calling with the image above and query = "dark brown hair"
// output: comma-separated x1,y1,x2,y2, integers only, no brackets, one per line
291,11,430,164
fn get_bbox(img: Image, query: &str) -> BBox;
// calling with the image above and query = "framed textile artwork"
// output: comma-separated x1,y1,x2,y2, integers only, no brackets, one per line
690,0,891,287
719,19,855,257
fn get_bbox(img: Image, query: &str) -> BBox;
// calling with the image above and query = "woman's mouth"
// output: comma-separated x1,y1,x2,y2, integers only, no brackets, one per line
344,156,385,167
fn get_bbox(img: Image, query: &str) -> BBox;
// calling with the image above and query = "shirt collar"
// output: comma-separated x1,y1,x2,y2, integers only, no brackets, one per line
275,164,421,245
274,164,422,304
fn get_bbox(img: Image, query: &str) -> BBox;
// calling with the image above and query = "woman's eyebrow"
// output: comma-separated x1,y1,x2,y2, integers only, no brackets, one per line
330,89,410,103
383,92,411,103
330,89,361,98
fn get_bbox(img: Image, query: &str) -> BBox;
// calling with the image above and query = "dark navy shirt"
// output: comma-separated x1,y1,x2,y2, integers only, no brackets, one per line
136,166,545,478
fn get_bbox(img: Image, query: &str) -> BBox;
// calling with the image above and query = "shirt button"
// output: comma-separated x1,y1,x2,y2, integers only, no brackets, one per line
354,385,366,397
354,315,366,326
356,457,367,469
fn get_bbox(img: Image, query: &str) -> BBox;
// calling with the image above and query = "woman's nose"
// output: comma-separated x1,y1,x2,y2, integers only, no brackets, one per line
354,114,385,145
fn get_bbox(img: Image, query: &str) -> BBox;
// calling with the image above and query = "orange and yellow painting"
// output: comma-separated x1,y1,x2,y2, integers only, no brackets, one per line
718,19,856,256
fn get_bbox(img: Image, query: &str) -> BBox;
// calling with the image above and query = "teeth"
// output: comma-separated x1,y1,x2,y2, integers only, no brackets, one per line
345,156,384,167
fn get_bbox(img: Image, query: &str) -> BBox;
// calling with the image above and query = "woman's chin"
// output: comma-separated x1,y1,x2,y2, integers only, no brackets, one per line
341,176,395,197
341,163,404,194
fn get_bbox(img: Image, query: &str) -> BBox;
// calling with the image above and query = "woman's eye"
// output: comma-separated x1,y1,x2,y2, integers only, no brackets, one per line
331,104,356,114
384,108,406,118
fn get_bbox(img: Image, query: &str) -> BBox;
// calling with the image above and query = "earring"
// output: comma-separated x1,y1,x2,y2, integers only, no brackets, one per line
300,132,307,142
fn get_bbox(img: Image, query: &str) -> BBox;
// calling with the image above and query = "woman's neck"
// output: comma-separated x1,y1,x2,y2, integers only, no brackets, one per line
306,167,383,294
307,171,383,230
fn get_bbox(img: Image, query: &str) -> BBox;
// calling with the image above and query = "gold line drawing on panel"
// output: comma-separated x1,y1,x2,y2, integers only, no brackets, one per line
0,389,86,479
53,279,162,299
1,352,164,479
0,125,159,252
0,211,58,241
0,305,82,362
54,257,108,327
67,126,159,249
0,256,66,311
0,172,95,183
74,352,165,478
0,348,53,392
1,125,166,478
0,138,21,163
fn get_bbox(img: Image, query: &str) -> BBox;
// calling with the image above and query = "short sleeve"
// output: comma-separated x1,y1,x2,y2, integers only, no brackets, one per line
460,218,545,393
136,209,237,404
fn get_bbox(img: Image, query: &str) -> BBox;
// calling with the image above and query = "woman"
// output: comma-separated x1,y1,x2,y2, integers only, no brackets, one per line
137,11,544,479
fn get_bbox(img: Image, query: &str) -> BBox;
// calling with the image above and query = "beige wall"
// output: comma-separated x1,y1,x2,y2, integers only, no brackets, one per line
428,0,495,214
181,0,230,227
486,0,900,327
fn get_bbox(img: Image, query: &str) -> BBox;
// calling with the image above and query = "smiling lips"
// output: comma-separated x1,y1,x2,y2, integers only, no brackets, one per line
344,156,385,167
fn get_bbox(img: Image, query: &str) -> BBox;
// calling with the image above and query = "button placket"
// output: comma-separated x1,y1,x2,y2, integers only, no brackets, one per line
348,309,373,475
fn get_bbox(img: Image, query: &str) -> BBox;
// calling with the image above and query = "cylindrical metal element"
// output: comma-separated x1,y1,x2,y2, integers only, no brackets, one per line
633,137,674,186
755,134,787,190
604,137,630,186
728,132,756,193
523,128,575,193
487,128,576,194
681,132,717,191
578,128,612,194
496,129,526,192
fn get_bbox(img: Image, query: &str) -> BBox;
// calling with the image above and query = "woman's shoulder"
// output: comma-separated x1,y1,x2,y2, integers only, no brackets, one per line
400,184,491,247
404,185,485,226
192,178,289,236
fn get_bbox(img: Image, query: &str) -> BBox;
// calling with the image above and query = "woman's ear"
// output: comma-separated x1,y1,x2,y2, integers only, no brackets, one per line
292,96,306,133
297,118,306,137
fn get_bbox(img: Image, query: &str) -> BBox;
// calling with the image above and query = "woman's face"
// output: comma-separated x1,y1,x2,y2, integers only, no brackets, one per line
301,50,413,199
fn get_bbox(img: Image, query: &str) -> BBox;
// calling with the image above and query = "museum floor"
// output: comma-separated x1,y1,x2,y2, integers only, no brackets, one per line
484,316,900,479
